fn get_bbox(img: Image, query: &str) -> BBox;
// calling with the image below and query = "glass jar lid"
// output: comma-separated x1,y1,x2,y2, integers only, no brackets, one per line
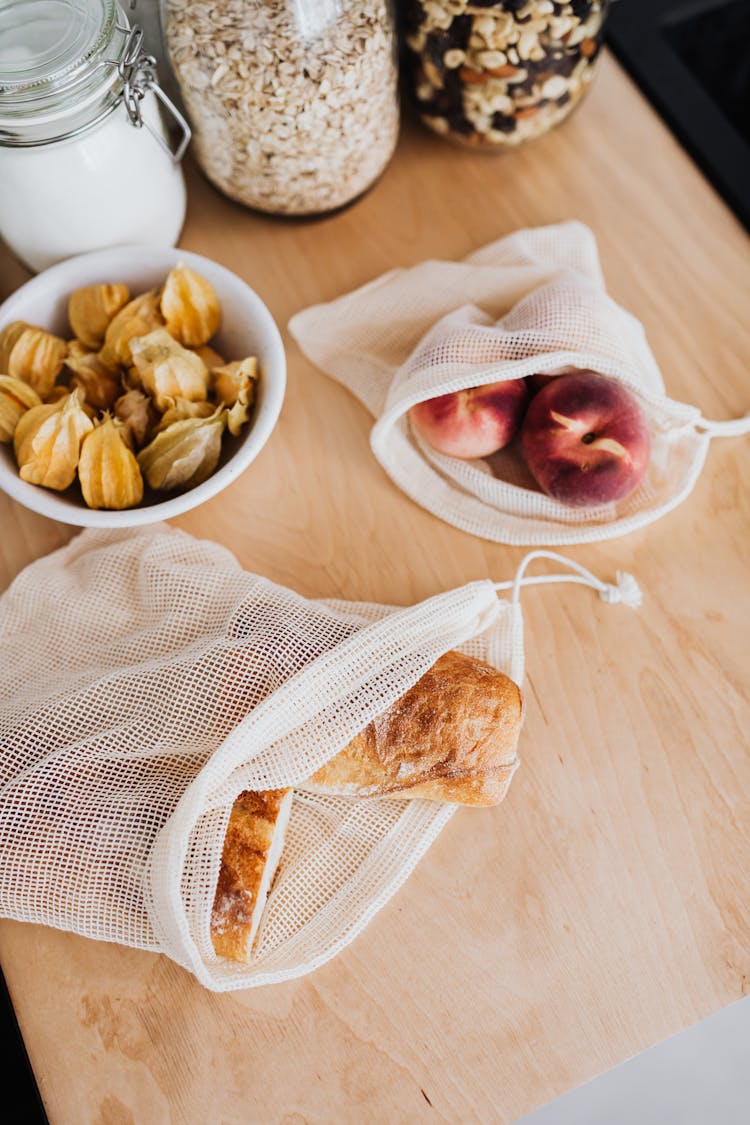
0,0,116,96
0,0,130,143
0,0,190,155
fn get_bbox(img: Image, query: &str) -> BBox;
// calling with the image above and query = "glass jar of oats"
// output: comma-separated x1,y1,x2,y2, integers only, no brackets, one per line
403,0,609,150
162,0,400,216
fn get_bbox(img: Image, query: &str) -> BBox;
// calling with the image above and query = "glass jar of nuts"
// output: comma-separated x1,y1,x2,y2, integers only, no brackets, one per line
403,0,609,150
162,0,400,216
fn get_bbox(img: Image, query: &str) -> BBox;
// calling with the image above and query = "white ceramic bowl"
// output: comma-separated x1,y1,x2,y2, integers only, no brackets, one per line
0,246,286,527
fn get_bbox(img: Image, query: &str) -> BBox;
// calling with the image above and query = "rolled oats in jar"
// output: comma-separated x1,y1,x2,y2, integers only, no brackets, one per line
403,0,609,149
162,0,400,216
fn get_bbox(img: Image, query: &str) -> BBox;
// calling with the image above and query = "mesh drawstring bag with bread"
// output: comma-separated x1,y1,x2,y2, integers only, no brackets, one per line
289,221,750,546
0,524,640,990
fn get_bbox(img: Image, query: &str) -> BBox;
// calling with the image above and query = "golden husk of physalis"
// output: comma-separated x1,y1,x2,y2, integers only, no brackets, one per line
191,344,225,368
0,321,31,371
68,338,121,372
211,357,258,436
130,327,209,412
14,388,93,490
137,407,226,492
45,385,71,404
226,399,252,437
155,397,215,434
100,289,164,367
7,327,67,399
78,415,143,510
0,375,42,442
211,357,257,407
68,283,130,350
114,388,158,449
64,340,121,412
161,263,221,348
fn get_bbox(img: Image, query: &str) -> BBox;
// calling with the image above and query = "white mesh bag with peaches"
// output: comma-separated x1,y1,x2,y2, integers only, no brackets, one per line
289,222,750,545
0,523,639,990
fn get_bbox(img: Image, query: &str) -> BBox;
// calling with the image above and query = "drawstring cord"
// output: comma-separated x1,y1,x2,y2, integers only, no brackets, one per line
696,412,750,439
493,549,642,609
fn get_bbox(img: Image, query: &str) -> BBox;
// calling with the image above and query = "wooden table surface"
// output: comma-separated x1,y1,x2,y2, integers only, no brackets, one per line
1,53,749,1125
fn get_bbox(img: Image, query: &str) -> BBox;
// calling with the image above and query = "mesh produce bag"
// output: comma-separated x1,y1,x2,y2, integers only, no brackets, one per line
0,524,639,990
289,222,750,545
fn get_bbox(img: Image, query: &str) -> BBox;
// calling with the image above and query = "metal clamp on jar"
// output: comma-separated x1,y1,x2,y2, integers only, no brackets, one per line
0,0,191,272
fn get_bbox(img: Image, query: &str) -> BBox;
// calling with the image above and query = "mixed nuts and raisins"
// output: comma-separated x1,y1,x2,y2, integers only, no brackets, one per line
403,0,609,148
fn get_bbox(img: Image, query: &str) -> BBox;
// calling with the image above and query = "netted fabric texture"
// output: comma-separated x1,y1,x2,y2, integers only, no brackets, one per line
0,524,523,990
289,222,718,545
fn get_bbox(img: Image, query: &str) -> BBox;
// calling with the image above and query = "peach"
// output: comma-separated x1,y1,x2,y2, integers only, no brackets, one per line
520,371,650,507
408,379,529,460
526,373,557,393
526,367,595,394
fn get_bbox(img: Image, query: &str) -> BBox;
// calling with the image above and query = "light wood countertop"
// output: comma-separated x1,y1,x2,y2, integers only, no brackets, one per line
1,53,749,1125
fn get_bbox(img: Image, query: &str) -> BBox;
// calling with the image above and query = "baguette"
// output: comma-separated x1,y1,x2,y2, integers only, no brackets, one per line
302,650,522,806
211,650,523,962
211,787,292,962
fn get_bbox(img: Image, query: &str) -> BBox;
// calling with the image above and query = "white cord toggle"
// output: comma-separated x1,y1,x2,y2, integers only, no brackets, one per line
696,411,750,439
493,549,642,609
598,571,642,607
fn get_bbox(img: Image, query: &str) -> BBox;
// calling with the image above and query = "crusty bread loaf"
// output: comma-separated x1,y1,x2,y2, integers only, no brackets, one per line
301,650,523,807
211,787,292,963
212,650,523,961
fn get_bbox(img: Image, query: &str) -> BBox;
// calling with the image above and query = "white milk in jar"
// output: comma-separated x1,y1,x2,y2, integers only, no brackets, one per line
0,0,190,272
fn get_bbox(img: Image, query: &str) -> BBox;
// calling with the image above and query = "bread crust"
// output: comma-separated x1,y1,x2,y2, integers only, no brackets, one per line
302,651,523,807
211,787,291,962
